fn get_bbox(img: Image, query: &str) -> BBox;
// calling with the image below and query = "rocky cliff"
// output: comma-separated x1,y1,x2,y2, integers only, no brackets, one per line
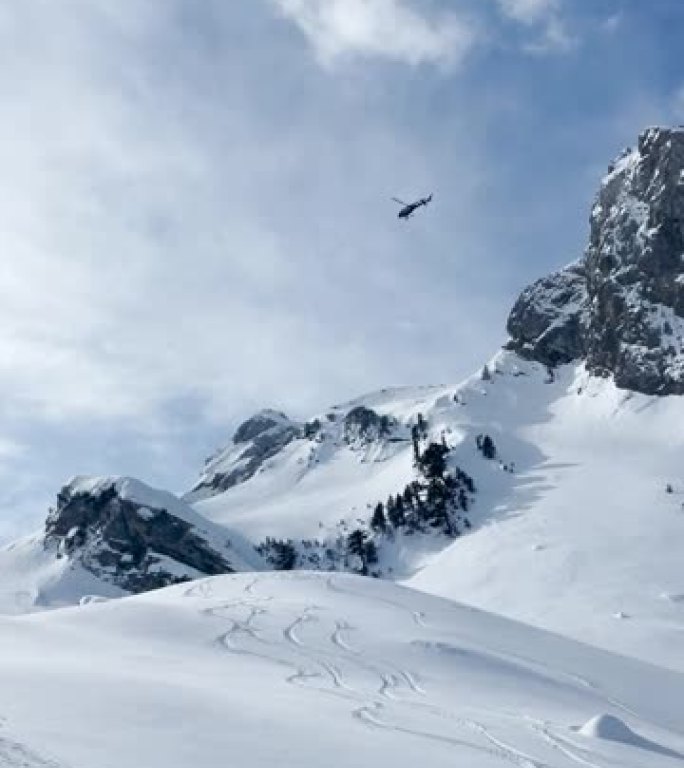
44,477,255,592
507,126,684,395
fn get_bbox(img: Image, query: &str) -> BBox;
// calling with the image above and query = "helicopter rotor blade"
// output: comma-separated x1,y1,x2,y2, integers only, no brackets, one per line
391,197,408,206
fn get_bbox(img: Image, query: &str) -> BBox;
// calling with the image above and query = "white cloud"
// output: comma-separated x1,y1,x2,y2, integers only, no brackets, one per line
0,1,494,435
523,15,576,54
497,0,575,54
272,0,477,68
497,0,559,25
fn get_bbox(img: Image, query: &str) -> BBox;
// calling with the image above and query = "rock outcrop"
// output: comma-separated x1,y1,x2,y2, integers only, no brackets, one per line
186,410,301,500
507,126,684,395
343,406,394,446
506,261,588,367
45,477,248,592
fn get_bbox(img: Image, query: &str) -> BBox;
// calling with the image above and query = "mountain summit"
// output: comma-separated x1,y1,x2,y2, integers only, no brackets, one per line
507,126,684,394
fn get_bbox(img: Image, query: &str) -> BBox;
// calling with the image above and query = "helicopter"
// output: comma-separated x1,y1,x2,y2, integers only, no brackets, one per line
392,194,433,219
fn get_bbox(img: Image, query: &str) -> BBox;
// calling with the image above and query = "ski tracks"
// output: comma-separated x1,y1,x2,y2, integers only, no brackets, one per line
199,582,596,768
331,621,357,653
352,701,556,768
326,575,433,630
525,719,606,768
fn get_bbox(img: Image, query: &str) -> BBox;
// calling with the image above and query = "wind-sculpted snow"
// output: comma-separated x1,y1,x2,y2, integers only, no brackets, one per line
0,572,681,768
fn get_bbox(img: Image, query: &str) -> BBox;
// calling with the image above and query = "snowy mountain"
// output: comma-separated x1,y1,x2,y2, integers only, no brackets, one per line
0,571,682,768
0,476,260,614
182,127,684,671
184,352,684,673
0,126,682,683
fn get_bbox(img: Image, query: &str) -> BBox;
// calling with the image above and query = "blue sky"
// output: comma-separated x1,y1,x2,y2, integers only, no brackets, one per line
0,0,682,540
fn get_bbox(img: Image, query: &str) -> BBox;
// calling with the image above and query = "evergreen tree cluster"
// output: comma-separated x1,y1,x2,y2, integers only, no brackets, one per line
255,416,478,579
371,441,474,539
303,419,321,438
255,538,298,570
345,529,378,575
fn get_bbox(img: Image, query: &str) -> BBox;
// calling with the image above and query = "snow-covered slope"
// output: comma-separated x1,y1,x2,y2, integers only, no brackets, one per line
0,571,682,768
193,385,448,543
189,351,684,672
0,532,127,615
1,125,682,693
408,353,684,670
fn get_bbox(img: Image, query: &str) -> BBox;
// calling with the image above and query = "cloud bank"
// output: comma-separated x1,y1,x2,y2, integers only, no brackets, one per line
272,0,477,68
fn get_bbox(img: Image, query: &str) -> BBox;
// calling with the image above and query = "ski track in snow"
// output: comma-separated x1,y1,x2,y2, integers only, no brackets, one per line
204,587,435,734
527,721,604,768
196,582,637,768
326,575,433,632
413,611,428,627
331,620,357,653
0,568,679,768
243,576,260,595
352,701,555,768
183,579,214,599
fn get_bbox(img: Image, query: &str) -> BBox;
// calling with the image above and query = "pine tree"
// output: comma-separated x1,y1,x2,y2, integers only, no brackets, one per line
269,539,296,570
370,503,387,533
411,425,421,463
416,413,428,439
481,435,497,459
347,529,370,574
418,443,450,480
403,486,414,509
387,496,405,528
364,539,378,566
395,494,405,516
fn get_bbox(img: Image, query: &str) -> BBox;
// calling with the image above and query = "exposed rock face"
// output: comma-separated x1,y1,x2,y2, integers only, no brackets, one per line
344,406,394,446
233,410,291,444
186,410,301,499
506,262,588,367
45,477,240,592
506,126,684,395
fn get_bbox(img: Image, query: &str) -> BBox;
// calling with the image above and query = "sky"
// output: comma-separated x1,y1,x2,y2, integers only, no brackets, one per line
0,0,683,540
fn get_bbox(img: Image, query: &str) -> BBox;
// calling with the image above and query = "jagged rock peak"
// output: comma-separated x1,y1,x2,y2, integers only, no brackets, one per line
45,476,241,593
186,410,302,500
506,126,684,395
233,409,294,444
